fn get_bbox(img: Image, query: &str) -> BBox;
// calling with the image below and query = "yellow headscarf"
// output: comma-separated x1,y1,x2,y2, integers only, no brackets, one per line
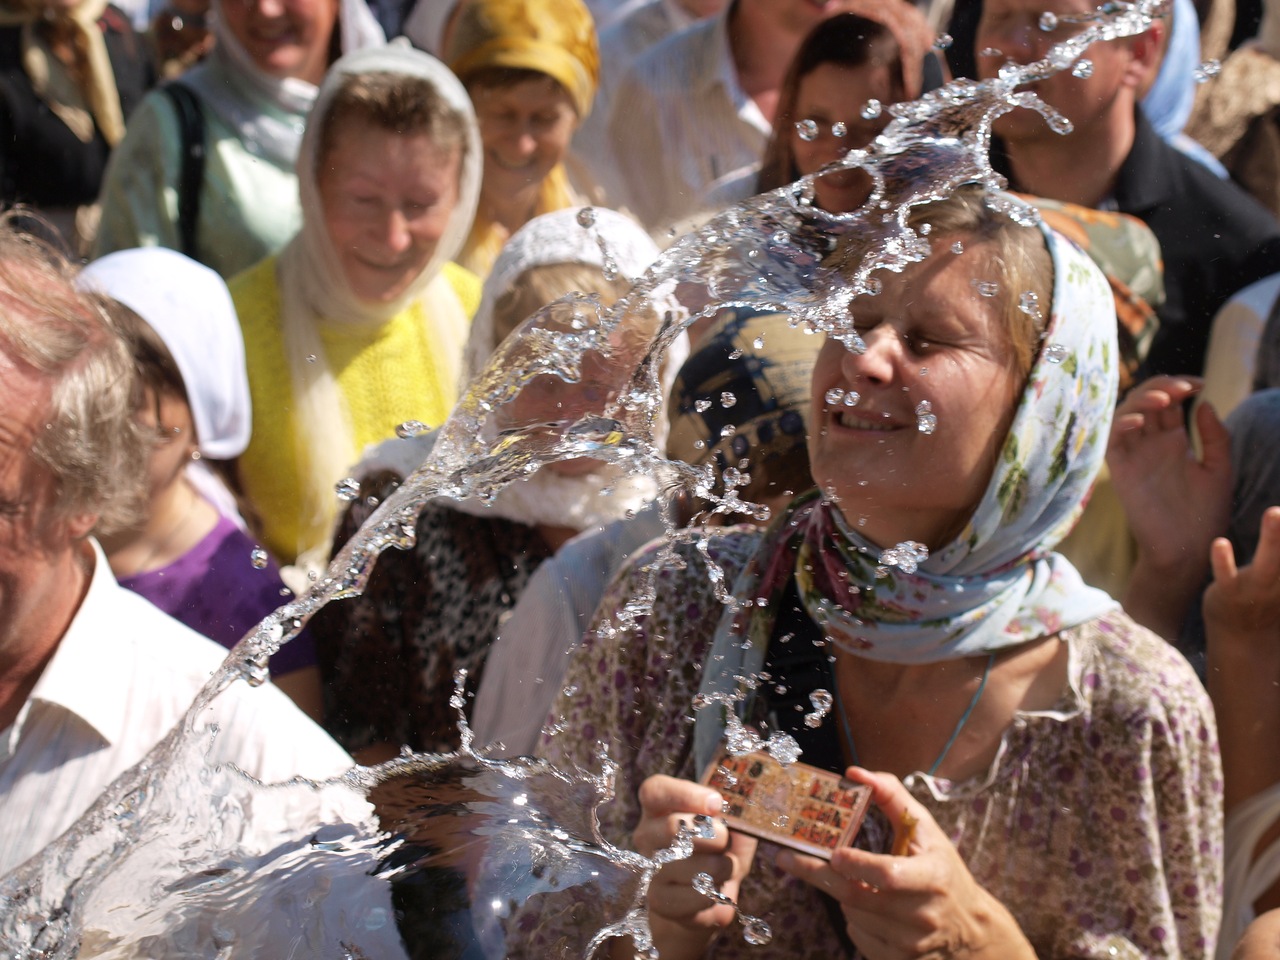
446,0,599,278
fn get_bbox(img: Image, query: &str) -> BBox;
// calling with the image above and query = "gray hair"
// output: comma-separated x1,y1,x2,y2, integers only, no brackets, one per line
0,215,147,537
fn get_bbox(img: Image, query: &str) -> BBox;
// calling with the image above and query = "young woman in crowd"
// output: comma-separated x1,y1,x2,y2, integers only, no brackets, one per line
533,188,1221,959
701,6,936,215
77,246,322,718
94,0,384,277
229,45,481,576
314,205,661,764
444,0,606,278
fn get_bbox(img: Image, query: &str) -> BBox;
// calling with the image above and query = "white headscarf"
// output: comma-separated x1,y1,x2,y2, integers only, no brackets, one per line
278,43,482,568
183,0,386,168
77,247,252,460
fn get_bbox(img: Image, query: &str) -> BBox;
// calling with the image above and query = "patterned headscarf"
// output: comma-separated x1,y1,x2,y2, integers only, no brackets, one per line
665,308,821,501
694,216,1120,769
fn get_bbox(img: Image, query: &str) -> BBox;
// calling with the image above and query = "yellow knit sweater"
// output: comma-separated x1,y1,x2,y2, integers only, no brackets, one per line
231,255,481,563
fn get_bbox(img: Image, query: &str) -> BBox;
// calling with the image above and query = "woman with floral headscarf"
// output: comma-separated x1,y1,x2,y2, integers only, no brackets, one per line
93,0,384,277
229,44,482,577
444,0,607,278
534,188,1222,960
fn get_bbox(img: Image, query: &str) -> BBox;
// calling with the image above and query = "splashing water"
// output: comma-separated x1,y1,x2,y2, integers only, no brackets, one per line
0,3,1169,956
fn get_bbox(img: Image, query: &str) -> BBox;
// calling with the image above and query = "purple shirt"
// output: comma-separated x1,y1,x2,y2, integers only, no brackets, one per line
118,514,318,675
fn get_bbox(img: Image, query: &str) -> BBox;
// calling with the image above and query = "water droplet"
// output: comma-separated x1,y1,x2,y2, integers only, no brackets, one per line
771,230,789,246
919,222,932,235
694,398,712,413
934,32,953,50
335,477,360,501
1194,58,1221,83
915,400,937,434
728,348,743,360
804,688,833,728
766,731,802,765
693,873,718,897
951,240,964,254
753,335,765,349
249,546,268,570
575,207,596,228
720,424,737,439
1071,58,1093,78
795,119,819,141
1044,343,1070,364
305,354,317,363
860,99,882,120
691,814,717,840
395,419,427,439
742,918,773,945
879,540,929,575
980,46,1003,57
1038,11,1059,30
831,120,848,138
1018,291,1041,318
825,388,845,406
720,392,737,408
972,279,999,298
843,391,859,407
602,258,620,281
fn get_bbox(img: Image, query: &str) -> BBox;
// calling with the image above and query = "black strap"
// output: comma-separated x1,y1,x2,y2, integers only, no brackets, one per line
160,81,205,260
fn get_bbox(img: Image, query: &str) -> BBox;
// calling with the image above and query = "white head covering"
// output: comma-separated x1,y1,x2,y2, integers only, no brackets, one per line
462,206,662,386
186,0,386,168
277,43,482,570
77,248,252,460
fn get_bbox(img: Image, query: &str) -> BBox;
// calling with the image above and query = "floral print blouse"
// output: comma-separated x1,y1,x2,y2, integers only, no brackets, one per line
536,530,1224,959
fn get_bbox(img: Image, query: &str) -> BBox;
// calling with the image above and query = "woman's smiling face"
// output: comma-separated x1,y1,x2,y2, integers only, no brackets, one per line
808,239,1027,550
470,75,578,213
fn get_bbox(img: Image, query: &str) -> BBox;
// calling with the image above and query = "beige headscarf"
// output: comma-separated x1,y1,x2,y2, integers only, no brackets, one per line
1,0,124,145
276,43,483,573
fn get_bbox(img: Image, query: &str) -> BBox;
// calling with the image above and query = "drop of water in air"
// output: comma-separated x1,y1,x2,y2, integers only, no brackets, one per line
952,240,964,255
832,120,848,138
334,477,360,501
972,279,999,297
694,398,712,413
1044,343,1070,364
575,207,596,228
804,689,833,728
795,119,819,141
860,99,883,120
1039,11,1059,30
1072,58,1093,78
880,541,929,575
934,32,953,49
825,388,845,406
1018,290,1042,319
915,400,937,434
249,546,269,570
720,392,737,408
1194,58,1222,83
395,419,427,439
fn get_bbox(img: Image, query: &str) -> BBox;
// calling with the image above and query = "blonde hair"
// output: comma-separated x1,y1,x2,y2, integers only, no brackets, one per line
0,214,147,536
492,262,633,344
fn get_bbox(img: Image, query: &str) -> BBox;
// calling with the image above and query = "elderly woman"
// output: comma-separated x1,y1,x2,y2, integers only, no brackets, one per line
93,0,384,277
228,45,481,575
701,6,936,216
444,0,605,278
536,189,1222,959
313,205,662,765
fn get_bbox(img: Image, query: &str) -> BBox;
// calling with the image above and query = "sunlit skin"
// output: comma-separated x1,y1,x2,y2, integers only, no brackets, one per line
217,0,338,85
317,121,462,304
808,240,1024,550
469,77,578,233
791,61,896,212
0,347,95,732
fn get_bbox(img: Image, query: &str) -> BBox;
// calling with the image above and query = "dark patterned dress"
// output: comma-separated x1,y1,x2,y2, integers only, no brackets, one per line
314,470,554,756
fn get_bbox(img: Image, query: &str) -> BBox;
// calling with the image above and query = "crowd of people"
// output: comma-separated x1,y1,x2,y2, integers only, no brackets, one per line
4,0,1280,956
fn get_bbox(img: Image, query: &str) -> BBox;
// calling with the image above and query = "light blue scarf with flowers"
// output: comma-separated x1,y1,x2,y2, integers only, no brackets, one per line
694,222,1120,773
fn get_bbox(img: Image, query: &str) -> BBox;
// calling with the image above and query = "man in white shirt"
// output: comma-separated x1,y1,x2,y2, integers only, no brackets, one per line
573,0,727,202
0,222,403,956
605,0,854,233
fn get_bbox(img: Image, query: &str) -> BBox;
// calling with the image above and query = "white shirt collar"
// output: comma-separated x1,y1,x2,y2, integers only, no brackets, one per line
21,539,133,748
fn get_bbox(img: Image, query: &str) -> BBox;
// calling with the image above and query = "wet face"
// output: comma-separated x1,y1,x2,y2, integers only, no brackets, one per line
217,0,338,85
470,76,579,213
791,61,896,213
318,120,463,304
808,241,1025,549
975,0,1149,144
0,347,91,657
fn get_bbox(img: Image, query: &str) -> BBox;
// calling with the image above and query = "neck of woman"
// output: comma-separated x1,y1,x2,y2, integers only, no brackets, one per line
481,184,540,236
101,473,221,578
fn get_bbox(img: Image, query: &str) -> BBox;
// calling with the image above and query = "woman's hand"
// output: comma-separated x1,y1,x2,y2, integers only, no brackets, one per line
629,774,758,960
776,768,1036,960
1108,375,1233,638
